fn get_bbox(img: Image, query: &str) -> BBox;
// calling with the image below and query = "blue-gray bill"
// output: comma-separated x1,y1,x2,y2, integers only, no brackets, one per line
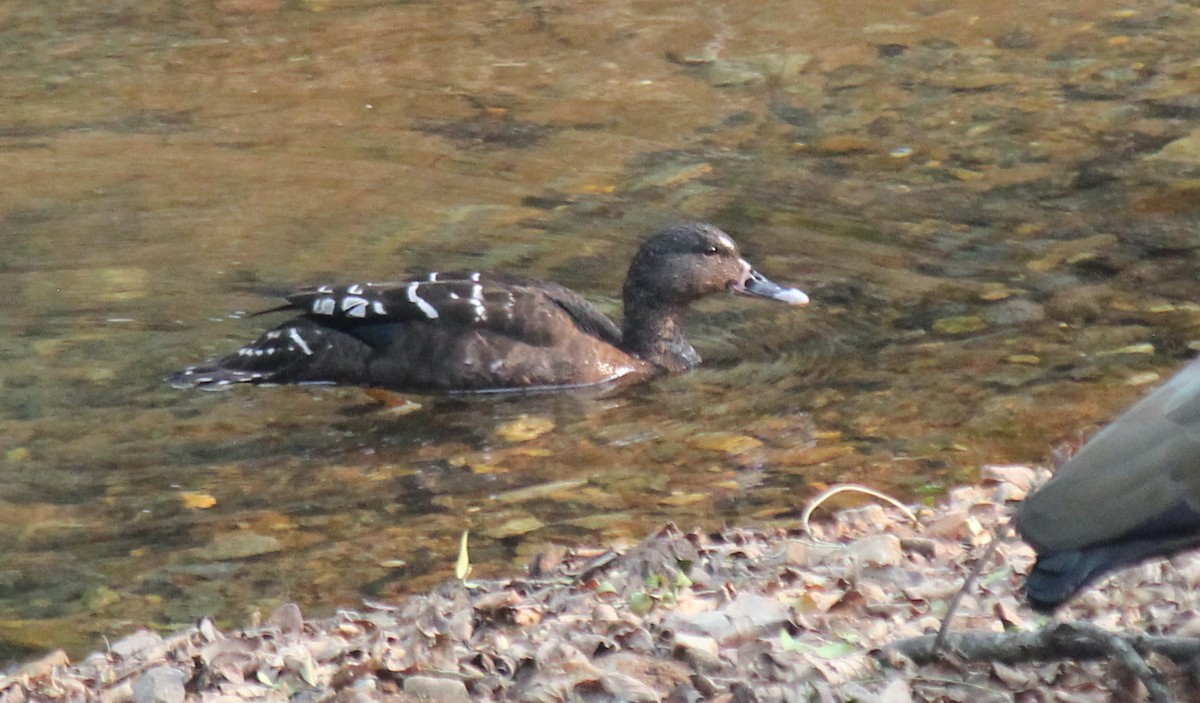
738,269,809,305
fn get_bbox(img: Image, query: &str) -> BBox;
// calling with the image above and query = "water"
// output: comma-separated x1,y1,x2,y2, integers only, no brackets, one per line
3,0,1200,659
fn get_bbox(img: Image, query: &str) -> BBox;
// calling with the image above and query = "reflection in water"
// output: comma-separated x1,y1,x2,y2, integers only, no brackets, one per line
3,0,1200,660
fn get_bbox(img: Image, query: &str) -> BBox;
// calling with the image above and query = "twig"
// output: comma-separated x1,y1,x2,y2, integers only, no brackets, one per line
933,521,1010,654
800,484,919,541
1048,622,1171,703
887,625,1200,664
886,623,1193,703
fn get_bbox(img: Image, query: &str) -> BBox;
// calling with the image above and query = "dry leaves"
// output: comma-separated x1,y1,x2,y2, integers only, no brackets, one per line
3,464,1198,701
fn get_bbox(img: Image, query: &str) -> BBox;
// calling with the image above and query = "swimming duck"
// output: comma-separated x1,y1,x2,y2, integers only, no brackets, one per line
1015,355,1200,611
167,222,809,393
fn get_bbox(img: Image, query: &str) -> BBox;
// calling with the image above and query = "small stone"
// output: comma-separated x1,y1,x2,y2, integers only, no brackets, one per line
483,515,546,539
217,0,279,11
923,72,1014,90
775,445,854,466
688,432,763,454
1099,342,1155,356
196,531,283,560
658,493,709,507
978,287,1014,302
994,29,1038,50
1126,371,1161,387
178,492,217,510
627,162,714,191
812,134,875,155
492,479,588,503
494,415,555,443
931,316,987,335
1149,130,1200,164
1026,234,1119,272
702,61,766,87
84,586,121,610
132,667,186,703
1006,355,1039,365
983,299,1044,326
565,512,634,531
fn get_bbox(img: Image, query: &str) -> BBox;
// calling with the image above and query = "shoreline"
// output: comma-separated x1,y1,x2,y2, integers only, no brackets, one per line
4,465,1194,702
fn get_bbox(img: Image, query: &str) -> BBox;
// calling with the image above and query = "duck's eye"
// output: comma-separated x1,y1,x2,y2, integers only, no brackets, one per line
703,245,721,256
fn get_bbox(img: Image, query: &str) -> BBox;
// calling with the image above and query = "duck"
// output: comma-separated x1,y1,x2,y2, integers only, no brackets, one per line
1015,355,1200,612
166,222,809,393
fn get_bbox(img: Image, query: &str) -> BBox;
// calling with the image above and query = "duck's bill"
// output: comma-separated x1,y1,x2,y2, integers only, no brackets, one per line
736,269,809,305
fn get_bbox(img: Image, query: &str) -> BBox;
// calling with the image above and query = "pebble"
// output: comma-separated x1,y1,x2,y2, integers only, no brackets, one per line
688,432,763,455
811,134,876,155
931,316,987,335
194,531,283,561
982,299,1045,326
132,667,186,703
1149,130,1200,164
1005,354,1040,366
483,515,546,539
494,415,555,443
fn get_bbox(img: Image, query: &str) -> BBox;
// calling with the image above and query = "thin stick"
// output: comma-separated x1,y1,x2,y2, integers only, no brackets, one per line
800,483,919,541
933,522,1008,654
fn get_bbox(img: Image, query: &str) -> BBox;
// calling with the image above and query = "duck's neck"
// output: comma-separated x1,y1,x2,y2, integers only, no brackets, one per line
621,303,700,374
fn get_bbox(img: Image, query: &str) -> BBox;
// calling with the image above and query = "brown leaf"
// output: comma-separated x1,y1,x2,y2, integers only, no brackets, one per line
991,661,1034,688
14,649,69,680
878,676,914,703
902,579,962,602
978,464,1037,493
601,671,661,702
473,591,522,615
806,652,876,685
992,596,1028,630
844,534,903,567
110,630,167,661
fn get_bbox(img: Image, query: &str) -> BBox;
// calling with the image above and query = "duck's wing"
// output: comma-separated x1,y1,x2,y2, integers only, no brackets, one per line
286,273,621,348
526,280,623,347
1016,358,1200,552
1015,357,1200,609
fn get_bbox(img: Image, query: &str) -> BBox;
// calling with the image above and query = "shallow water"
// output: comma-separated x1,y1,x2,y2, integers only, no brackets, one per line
4,0,1200,659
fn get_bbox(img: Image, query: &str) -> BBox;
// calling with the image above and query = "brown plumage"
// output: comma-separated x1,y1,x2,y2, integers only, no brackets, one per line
167,222,808,393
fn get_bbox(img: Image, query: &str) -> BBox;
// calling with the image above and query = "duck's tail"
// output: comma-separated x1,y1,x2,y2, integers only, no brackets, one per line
166,319,355,390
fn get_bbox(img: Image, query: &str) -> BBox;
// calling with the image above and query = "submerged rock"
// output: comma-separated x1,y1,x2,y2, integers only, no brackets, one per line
131,667,186,703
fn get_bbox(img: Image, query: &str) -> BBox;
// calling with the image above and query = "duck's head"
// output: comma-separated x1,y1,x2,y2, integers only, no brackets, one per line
623,222,809,308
